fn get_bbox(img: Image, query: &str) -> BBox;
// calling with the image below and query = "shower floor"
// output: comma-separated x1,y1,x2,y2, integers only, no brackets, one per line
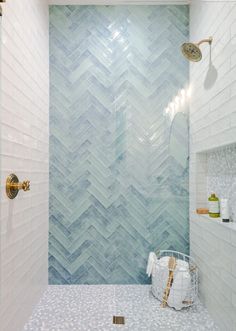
23,285,218,331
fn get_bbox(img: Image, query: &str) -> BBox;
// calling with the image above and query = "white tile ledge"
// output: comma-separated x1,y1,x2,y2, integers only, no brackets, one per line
194,213,236,231
192,213,236,247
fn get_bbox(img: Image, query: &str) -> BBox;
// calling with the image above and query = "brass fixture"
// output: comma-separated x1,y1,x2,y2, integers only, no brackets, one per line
181,37,213,62
0,0,6,17
113,316,125,325
6,174,30,199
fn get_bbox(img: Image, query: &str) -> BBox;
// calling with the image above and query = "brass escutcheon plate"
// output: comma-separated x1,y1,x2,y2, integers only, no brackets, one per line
6,174,20,199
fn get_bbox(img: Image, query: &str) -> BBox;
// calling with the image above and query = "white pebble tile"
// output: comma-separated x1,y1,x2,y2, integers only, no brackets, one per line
23,285,219,331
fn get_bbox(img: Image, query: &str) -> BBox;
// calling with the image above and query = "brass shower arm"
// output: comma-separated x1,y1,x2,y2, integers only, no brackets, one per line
197,37,213,46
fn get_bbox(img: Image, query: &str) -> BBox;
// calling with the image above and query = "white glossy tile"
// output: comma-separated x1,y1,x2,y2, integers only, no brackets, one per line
0,1,49,331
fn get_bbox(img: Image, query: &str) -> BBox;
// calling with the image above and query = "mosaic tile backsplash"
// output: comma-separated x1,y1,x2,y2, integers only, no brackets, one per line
207,144,236,222
49,5,189,284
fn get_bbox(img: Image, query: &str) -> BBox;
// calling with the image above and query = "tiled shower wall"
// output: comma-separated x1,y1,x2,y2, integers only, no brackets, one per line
49,5,189,285
0,1,49,331
190,0,236,329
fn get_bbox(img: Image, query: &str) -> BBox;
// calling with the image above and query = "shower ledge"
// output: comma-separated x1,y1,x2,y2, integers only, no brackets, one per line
192,213,236,233
192,212,236,245
195,213,236,230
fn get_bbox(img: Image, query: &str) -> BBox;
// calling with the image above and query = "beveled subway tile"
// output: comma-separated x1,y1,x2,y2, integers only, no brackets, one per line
0,0,49,330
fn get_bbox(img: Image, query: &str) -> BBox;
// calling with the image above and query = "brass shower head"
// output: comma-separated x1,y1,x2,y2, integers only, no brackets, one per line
181,37,213,62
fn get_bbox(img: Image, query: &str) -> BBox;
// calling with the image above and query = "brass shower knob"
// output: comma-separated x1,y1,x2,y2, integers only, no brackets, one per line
21,180,30,191
6,174,30,199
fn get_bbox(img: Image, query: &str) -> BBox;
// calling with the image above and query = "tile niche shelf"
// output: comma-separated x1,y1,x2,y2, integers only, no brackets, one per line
194,212,236,235
195,143,236,224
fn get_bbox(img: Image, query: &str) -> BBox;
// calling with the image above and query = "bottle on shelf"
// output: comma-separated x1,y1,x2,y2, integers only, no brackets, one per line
208,193,220,218
220,198,230,223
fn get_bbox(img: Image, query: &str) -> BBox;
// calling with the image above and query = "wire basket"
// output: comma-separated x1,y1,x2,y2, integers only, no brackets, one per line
151,250,198,310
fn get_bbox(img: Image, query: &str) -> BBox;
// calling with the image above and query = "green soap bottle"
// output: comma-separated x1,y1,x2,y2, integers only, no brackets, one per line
208,193,220,218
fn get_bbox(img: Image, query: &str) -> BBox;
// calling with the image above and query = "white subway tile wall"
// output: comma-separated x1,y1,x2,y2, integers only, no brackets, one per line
0,1,49,331
190,1,236,330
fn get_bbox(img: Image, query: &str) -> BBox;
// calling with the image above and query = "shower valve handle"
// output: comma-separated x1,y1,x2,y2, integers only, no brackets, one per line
21,180,31,191
6,174,31,199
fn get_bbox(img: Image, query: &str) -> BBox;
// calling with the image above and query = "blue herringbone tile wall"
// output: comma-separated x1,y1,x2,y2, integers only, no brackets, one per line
49,5,189,284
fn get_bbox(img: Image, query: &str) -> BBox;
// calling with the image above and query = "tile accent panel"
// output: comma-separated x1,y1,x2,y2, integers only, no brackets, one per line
49,5,189,285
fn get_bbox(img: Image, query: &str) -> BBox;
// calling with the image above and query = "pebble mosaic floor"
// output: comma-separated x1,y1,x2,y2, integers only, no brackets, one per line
23,285,219,331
